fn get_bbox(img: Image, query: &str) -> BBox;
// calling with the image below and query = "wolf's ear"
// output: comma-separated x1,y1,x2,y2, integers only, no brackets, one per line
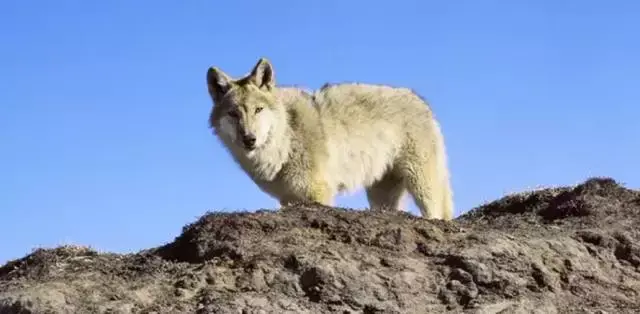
248,58,275,90
207,67,232,101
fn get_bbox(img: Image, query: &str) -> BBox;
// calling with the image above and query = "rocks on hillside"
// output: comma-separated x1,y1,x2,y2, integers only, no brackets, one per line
1,177,639,313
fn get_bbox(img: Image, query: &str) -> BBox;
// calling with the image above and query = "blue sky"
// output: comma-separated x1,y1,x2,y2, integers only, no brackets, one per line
1,1,638,264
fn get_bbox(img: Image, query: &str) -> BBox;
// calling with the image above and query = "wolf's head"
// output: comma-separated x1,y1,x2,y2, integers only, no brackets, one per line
206,58,282,152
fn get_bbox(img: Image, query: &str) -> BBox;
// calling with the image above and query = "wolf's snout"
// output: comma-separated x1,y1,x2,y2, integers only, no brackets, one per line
242,134,257,149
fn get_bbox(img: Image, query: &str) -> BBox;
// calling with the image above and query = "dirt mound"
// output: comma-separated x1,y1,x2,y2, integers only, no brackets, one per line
1,177,639,313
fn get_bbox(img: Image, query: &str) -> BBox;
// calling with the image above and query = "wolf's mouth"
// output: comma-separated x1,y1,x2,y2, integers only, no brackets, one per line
239,140,257,151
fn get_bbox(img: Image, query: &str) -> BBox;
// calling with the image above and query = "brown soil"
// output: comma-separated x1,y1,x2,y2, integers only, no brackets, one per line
1,177,639,313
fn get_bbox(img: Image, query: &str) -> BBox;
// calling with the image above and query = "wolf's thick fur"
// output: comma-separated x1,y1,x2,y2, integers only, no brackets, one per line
206,58,454,220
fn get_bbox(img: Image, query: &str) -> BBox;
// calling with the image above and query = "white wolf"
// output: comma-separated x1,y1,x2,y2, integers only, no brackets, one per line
206,58,454,220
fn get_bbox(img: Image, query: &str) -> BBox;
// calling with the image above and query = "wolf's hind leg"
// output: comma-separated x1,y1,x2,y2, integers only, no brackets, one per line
366,171,406,212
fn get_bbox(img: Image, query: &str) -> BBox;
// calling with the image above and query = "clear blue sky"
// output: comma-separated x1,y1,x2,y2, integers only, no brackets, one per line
1,1,638,264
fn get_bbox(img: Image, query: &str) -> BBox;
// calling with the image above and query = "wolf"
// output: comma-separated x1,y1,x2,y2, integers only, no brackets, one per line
205,58,454,220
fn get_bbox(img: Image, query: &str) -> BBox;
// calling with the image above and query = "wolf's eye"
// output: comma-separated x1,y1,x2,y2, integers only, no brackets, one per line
228,111,239,118
255,107,263,114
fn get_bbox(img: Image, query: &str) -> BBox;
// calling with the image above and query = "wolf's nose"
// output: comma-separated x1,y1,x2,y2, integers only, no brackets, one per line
242,134,257,148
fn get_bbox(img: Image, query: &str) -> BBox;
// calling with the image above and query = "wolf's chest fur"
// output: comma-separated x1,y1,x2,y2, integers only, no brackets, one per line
224,134,298,198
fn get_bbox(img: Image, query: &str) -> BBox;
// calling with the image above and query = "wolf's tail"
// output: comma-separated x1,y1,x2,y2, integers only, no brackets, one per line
432,119,455,220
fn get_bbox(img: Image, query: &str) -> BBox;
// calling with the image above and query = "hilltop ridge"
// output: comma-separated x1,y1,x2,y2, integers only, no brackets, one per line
1,177,639,313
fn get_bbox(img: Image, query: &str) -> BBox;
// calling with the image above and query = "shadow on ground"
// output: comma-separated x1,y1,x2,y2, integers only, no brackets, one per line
1,177,639,313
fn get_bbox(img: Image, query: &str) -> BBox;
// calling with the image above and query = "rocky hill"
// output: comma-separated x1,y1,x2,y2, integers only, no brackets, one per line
1,177,639,313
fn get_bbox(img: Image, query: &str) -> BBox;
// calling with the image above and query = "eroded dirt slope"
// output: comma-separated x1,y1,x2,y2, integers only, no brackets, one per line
1,177,639,313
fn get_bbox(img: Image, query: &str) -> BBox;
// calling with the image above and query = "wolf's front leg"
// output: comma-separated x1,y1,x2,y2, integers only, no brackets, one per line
281,178,334,207
278,183,333,207
308,180,334,207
